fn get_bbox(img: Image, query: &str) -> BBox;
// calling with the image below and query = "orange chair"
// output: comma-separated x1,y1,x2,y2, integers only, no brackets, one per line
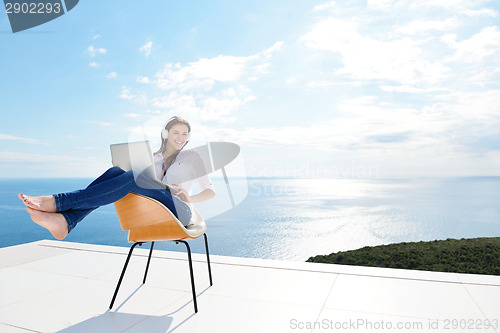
109,193,213,313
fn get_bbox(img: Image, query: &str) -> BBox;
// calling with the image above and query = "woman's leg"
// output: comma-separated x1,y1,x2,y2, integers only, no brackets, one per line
19,167,130,235
54,169,152,211
17,167,126,212
55,168,192,225
21,166,192,234
57,167,129,231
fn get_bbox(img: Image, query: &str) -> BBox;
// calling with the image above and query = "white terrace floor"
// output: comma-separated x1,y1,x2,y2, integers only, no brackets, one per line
0,240,499,333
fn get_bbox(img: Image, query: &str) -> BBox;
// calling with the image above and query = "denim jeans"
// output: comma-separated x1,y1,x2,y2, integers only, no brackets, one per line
53,167,192,232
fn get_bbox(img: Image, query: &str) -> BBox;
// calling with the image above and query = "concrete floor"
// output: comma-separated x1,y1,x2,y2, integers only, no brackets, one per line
0,240,499,332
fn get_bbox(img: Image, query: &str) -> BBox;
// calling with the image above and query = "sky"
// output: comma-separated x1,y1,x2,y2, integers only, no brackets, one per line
1,0,500,179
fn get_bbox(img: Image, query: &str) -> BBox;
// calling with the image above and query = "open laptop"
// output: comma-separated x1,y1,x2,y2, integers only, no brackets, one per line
110,140,177,193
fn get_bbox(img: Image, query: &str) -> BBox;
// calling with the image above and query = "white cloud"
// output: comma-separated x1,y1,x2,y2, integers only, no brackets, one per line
92,34,100,40
137,76,150,84
0,151,109,177
181,55,250,81
433,89,500,121
462,8,498,17
89,62,98,67
393,18,459,35
150,87,256,123
87,46,107,57
86,120,113,127
306,80,364,88
409,0,479,10
366,0,398,11
139,41,153,56
443,26,500,63
0,151,91,163
201,89,256,122
407,0,498,17
301,18,449,85
124,113,142,118
204,86,500,169
380,85,450,93
122,42,283,122
313,1,336,11
154,41,283,91
0,134,40,144
118,86,135,100
106,72,117,79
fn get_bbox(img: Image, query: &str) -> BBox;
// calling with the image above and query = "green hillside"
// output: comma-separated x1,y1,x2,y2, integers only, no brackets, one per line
307,237,500,275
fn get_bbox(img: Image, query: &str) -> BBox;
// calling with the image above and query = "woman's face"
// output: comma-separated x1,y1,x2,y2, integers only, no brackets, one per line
166,123,189,151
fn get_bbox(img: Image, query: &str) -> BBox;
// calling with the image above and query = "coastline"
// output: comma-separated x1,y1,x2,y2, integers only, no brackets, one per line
307,237,500,276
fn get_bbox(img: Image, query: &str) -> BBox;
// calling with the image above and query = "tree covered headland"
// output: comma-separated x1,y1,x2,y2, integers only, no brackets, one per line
307,237,500,276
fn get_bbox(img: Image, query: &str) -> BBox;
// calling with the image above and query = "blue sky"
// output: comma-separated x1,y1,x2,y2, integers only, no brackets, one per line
1,0,500,178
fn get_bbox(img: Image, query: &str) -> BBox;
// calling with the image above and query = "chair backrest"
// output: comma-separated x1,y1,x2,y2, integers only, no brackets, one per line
114,193,206,242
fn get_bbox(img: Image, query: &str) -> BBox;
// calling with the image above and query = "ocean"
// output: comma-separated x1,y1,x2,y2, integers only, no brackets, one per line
1,177,499,261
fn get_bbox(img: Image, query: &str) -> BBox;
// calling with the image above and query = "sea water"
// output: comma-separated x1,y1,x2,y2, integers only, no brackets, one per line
1,177,499,261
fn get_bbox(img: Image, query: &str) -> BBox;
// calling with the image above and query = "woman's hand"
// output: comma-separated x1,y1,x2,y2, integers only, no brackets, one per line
170,184,192,203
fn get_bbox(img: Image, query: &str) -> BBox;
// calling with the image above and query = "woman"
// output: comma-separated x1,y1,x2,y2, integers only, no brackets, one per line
18,116,215,240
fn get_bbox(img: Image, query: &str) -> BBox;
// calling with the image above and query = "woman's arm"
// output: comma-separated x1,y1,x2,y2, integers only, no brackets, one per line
169,184,215,203
190,188,216,203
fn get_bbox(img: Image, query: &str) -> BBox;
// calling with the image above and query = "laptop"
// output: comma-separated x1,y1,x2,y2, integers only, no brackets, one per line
110,140,177,193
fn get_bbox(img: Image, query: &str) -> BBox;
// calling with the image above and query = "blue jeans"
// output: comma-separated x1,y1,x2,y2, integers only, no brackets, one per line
53,167,192,232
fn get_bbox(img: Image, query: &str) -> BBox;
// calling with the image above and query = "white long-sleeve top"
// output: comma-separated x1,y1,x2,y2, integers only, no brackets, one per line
153,149,215,196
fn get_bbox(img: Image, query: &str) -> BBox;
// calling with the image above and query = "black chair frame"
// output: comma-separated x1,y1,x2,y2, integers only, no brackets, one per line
109,233,213,313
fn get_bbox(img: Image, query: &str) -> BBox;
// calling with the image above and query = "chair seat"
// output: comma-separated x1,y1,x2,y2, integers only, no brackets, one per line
114,193,206,242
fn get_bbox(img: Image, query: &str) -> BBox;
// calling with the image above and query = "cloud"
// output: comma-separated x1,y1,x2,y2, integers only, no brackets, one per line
120,42,283,122
393,18,459,35
407,0,498,17
87,46,107,57
106,72,117,79
462,8,498,17
150,87,256,122
0,151,109,177
92,34,100,40
313,1,336,11
432,89,500,121
89,62,98,67
86,121,113,127
0,151,89,163
301,18,449,85
140,41,153,56
306,80,364,88
0,134,40,144
380,85,450,93
118,86,135,100
155,41,283,91
443,26,500,63
124,113,142,118
137,76,150,83
366,0,398,11
204,87,500,162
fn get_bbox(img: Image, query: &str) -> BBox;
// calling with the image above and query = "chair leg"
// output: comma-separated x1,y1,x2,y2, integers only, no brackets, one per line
109,242,143,309
143,241,155,284
176,240,198,313
203,234,213,286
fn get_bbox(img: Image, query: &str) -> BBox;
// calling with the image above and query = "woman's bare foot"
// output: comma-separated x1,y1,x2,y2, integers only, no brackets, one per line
18,193,57,212
26,207,68,240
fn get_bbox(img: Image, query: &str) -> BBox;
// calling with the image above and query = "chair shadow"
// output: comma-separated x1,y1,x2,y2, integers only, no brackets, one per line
56,311,174,333
56,285,212,333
